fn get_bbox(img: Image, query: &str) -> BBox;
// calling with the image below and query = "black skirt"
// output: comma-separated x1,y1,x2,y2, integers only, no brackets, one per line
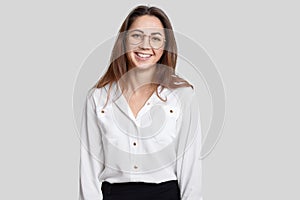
101,179,181,200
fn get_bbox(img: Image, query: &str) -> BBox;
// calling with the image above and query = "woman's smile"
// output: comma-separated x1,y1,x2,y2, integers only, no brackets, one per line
134,51,153,61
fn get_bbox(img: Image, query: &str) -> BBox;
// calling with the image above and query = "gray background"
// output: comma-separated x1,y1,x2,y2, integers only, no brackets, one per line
0,0,299,199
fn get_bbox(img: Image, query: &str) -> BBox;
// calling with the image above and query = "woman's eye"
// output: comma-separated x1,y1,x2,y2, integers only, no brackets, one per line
131,34,142,38
152,37,162,42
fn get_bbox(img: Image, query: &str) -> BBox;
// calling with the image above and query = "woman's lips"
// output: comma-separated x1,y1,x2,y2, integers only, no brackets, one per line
134,52,153,61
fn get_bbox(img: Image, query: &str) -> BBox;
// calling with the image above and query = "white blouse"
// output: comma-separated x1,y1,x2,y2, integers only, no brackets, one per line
79,81,203,200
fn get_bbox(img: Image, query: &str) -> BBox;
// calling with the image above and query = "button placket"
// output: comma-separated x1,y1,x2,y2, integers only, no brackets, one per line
133,125,141,172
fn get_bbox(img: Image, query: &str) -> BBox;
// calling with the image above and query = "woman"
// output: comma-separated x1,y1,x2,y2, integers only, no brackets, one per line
79,5,203,200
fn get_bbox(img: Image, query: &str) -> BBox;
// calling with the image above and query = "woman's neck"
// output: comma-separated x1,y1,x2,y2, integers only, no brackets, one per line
121,64,157,96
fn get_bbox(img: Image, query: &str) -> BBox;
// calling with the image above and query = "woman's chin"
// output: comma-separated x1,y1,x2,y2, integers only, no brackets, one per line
133,62,155,70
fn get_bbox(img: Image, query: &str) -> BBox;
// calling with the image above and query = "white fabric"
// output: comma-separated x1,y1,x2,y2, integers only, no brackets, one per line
79,81,203,200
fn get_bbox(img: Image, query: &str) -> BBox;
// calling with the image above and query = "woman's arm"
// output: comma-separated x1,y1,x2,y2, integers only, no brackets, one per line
79,90,104,200
176,87,203,200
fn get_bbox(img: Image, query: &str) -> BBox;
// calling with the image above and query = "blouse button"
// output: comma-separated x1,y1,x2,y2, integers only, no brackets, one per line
133,165,138,169
170,109,173,113
146,102,150,105
101,110,105,113
133,142,137,146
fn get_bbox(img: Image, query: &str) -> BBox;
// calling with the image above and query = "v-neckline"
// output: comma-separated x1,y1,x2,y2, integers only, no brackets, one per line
122,89,156,120
116,82,158,120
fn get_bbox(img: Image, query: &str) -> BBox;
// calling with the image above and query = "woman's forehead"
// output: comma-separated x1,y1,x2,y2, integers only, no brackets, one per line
129,15,164,33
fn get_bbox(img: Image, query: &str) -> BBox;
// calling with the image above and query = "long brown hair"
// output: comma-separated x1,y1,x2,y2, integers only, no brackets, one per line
93,5,193,105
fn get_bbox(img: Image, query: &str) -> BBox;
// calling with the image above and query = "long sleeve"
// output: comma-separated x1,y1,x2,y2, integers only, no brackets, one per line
176,87,203,200
79,91,105,200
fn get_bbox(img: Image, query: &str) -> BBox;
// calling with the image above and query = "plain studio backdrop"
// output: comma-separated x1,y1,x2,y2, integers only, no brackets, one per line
0,0,299,199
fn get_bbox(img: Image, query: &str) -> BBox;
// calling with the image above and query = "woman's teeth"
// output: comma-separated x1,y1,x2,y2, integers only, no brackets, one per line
136,53,152,58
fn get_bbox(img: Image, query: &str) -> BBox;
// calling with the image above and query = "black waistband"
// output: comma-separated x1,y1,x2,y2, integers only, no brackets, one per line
101,179,178,193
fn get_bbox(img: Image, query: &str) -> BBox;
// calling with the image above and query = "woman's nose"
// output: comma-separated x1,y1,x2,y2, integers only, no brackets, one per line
139,36,151,49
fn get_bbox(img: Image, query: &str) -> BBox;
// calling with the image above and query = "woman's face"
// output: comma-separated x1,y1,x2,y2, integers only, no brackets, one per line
126,15,165,69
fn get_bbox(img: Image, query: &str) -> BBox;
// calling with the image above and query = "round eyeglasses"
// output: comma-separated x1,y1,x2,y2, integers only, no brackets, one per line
127,30,166,49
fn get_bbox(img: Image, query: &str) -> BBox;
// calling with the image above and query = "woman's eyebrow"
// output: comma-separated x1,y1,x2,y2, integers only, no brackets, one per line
151,32,163,36
130,29,164,36
130,29,144,33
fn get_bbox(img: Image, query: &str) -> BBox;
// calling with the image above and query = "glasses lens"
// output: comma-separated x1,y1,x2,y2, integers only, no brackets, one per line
127,31,165,49
128,31,143,45
150,35,164,49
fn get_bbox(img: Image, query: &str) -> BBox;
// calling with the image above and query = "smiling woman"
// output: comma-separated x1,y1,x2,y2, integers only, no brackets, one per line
125,15,165,69
79,5,203,200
